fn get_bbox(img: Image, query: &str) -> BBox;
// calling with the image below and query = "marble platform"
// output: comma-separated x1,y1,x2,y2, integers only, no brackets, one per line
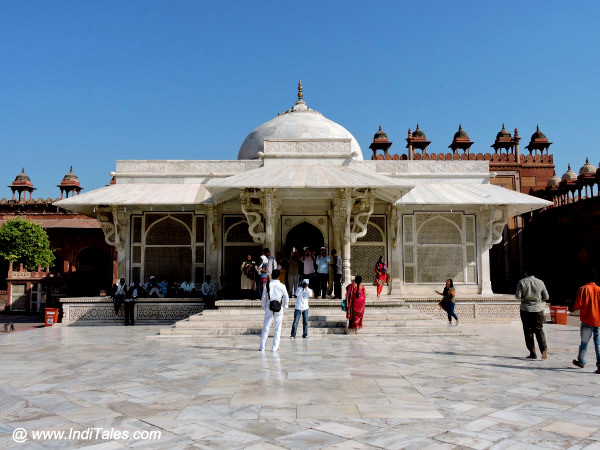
1,321,599,449
60,297,204,325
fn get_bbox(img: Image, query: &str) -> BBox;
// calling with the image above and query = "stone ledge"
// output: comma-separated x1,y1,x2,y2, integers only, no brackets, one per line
61,297,202,303
61,301,204,324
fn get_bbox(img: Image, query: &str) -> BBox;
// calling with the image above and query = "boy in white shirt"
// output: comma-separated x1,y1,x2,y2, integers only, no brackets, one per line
291,279,313,339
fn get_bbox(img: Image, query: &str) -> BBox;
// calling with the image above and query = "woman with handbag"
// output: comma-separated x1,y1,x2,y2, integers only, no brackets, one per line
345,275,366,334
374,255,387,298
435,279,458,326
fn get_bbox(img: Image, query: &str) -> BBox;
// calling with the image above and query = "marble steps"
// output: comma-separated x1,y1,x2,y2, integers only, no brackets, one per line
159,324,464,336
176,318,347,329
194,309,424,320
158,306,469,336
179,317,437,328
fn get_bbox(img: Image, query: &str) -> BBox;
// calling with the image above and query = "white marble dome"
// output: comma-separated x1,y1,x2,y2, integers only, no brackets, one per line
237,85,363,160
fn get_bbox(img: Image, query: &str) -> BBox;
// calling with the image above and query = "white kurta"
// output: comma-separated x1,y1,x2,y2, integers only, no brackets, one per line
259,280,290,351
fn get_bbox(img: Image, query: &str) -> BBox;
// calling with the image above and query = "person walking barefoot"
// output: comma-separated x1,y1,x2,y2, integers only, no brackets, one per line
346,275,366,334
516,268,549,360
435,279,458,326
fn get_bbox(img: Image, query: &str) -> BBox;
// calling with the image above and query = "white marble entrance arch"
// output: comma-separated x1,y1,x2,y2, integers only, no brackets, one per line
281,216,329,251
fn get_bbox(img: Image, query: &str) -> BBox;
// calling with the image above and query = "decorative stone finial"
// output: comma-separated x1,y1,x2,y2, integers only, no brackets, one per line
537,124,540,131
297,79,303,102
514,128,519,137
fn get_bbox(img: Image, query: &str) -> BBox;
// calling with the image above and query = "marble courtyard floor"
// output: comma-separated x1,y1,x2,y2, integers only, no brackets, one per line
1,321,599,449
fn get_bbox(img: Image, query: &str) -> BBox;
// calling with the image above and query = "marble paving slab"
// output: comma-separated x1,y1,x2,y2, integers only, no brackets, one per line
0,322,599,448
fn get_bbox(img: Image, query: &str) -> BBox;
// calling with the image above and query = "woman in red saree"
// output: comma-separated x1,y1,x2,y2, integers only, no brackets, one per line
346,275,366,333
374,255,387,298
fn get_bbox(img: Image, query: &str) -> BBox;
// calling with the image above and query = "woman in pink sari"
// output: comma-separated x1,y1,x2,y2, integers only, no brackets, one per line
345,275,366,333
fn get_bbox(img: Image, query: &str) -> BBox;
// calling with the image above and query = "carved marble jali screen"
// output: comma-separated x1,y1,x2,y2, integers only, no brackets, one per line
130,213,205,284
403,212,477,284
350,216,386,284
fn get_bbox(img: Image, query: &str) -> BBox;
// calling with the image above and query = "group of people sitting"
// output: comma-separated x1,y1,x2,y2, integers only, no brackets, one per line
110,274,221,325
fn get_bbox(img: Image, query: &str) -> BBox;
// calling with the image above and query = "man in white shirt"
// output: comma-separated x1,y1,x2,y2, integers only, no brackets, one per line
179,280,195,296
291,279,313,339
148,281,164,298
259,269,289,352
301,247,315,290
315,247,330,299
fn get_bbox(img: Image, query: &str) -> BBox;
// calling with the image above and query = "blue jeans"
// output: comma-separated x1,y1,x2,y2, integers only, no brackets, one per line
291,309,309,338
446,302,458,323
577,322,600,368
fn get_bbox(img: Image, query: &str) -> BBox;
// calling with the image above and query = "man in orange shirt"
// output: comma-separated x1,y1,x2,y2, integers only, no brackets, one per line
571,270,600,374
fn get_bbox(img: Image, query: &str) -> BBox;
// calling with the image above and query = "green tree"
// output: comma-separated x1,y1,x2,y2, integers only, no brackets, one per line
0,218,55,270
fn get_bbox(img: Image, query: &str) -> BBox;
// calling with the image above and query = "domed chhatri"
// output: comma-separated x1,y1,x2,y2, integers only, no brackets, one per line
57,166,83,199
237,81,363,160
369,124,393,159
525,125,552,155
14,168,32,184
579,158,596,175
454,124,469,140
373,124,388,142
412,123,426,138
561,164,577,182
530,124,547,141
8,168,36,202
496,124,512,139
449,124,474,154
61,166,80,184
546,171,561,187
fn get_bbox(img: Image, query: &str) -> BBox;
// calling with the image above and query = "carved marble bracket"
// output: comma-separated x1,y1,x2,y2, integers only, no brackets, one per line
97,214,117,248
480,206,508,250
240,190,266,244
96,207,126,251
350,189,375,243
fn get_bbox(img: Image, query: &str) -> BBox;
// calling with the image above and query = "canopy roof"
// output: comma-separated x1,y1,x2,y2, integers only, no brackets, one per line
54,183,213,215
208,164,413,203
396,183,552,216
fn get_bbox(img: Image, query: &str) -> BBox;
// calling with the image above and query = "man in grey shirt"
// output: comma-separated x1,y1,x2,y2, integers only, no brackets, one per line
516,269,549,360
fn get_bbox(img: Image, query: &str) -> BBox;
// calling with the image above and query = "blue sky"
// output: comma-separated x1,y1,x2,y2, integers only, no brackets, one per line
1,0,599,199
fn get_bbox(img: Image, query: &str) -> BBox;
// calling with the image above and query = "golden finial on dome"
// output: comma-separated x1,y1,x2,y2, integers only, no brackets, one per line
297,79,303,102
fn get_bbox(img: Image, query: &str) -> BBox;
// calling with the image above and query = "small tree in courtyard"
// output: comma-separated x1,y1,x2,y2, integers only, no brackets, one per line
0,218,55,270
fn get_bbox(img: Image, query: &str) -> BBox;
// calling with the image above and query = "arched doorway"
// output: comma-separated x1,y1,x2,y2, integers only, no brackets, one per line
285,222,324,255
71,246,112,296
